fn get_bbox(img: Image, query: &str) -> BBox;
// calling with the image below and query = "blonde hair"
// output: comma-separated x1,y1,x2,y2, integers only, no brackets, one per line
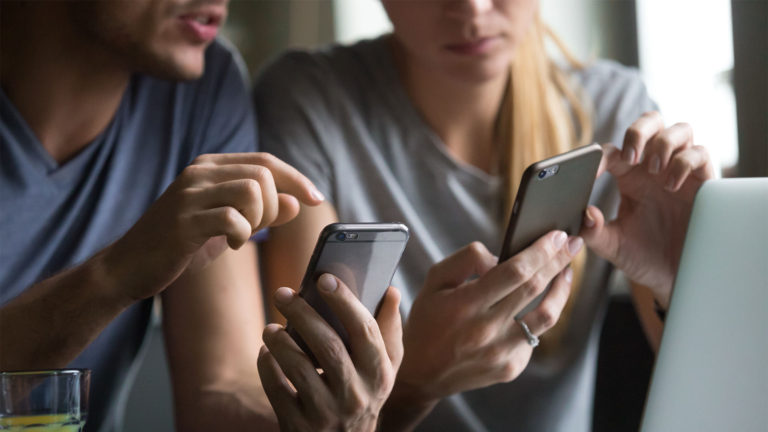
496,15,593,353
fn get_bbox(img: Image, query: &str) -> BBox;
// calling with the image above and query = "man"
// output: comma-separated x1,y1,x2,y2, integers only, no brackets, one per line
0,1,326,430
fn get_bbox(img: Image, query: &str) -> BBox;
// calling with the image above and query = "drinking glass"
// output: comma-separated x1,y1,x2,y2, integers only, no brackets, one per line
0,369,90,432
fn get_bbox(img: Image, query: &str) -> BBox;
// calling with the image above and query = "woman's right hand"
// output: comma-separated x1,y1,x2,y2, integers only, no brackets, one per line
395,231,582,403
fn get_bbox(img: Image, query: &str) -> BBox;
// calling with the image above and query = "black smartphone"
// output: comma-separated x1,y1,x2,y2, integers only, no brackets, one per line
498,143,602,313
287,222,409,365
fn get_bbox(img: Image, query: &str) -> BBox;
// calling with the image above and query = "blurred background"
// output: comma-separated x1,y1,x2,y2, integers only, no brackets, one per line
123,1,766,430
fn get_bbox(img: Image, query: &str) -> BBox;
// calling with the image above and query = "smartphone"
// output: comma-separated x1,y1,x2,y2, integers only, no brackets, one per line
287,222,409,365
498,143,602,313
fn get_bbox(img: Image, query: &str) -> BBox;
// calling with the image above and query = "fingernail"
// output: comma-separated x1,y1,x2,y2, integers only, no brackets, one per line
317,273,338,293
624,147,636,165
649,155,660,174
568,236,583,256
665,176,676,191
311,189,325,202
274,287,295,305
584,209,595,228
553,231,567,249
564,267,574,283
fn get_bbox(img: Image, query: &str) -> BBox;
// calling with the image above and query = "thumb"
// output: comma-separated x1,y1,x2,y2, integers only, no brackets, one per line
580,205,621,262
376,286,404,370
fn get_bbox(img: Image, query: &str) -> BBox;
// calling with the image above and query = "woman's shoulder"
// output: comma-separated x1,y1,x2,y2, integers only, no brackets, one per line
570,60,658,145
254,37,391,103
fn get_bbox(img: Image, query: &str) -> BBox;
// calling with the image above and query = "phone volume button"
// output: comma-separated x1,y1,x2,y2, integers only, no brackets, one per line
512,200,519,215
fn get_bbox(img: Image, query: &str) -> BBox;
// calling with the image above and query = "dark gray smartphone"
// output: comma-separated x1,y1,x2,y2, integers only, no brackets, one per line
287,222,409,365
498,143,602,313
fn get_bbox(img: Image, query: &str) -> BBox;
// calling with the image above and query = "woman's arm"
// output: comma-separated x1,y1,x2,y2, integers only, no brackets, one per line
580,112,715,350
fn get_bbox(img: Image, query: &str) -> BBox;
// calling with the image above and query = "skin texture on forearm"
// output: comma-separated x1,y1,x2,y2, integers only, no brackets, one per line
162,242,277,431
260,201,339,323
0,250,131,371
379,381,439,432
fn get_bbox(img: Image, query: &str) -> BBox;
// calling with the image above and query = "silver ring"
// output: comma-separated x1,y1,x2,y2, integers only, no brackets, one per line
516,319,540,348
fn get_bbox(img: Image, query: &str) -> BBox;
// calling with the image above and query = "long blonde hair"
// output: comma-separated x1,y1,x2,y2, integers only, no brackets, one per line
497,15,593,352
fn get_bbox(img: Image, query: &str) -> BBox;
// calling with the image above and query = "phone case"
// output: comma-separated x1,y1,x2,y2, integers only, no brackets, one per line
287,222,409,367
499,143,602,262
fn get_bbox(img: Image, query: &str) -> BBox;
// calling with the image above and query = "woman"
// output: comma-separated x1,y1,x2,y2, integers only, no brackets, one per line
255,0,714,430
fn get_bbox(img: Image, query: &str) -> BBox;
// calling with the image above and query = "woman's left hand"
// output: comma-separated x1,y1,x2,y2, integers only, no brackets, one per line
581,111,715,308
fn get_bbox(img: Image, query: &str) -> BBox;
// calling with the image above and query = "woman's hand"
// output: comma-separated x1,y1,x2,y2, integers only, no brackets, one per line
103,152,324,303
581,112,715,308
258,275,403,432
392,232,582,408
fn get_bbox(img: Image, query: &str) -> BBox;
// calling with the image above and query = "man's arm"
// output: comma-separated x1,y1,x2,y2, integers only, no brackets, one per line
162,242,277,431
0,152,323,374
0,250,131,371
260,201,339,323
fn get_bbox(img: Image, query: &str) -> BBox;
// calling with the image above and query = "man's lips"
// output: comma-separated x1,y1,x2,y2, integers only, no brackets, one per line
178,7,225,43
444,36,502,56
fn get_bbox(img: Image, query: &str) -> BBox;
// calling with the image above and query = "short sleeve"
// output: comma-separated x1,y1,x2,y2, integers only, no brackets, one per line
252,52,338,203
575,60,659,149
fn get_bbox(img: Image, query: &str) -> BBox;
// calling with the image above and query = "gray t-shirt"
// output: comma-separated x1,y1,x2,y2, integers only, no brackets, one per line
0,40,256,432
255,36,656,432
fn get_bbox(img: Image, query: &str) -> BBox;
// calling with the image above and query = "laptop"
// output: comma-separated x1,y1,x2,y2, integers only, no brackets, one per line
640,178,768,431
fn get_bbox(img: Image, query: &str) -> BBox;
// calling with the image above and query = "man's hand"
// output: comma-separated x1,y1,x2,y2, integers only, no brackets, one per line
581,112,715,308
258,275,403,432
103,152,324,303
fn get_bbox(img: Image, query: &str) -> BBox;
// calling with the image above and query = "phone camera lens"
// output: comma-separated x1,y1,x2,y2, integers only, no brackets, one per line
538,170,547,179
336,232,346,241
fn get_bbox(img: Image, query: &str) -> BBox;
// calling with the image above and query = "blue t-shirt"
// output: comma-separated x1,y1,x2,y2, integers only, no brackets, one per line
0,40,256,431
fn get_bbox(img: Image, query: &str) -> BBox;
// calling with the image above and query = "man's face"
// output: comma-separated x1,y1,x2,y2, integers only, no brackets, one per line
72,0,229,80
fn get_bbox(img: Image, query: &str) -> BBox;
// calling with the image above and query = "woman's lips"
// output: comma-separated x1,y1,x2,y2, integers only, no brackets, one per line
178,10,223,43
444,36,502,56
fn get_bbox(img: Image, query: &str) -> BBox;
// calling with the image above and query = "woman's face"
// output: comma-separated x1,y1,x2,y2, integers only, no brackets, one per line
383,0,538,83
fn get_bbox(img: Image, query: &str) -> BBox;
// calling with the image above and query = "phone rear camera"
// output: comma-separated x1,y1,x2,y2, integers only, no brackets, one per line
538,170,547,179
336,232,346,241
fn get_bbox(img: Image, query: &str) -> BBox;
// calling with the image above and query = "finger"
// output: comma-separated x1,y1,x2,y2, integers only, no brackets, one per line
424,242,498,294
315,274,392,382
489,235,581,317
271,193,301,227
580,205,620,263
663,145,715,192
622,111,664,165
189,164,282,229
643,123,693,175
191,180,265,233
376,287,404,370
261,324,335,419
187,206,252,250
272,287,357,394
476,231,569,306
517,267,573,336
257,345,300,421
597,143,632,178
193,152,325,206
